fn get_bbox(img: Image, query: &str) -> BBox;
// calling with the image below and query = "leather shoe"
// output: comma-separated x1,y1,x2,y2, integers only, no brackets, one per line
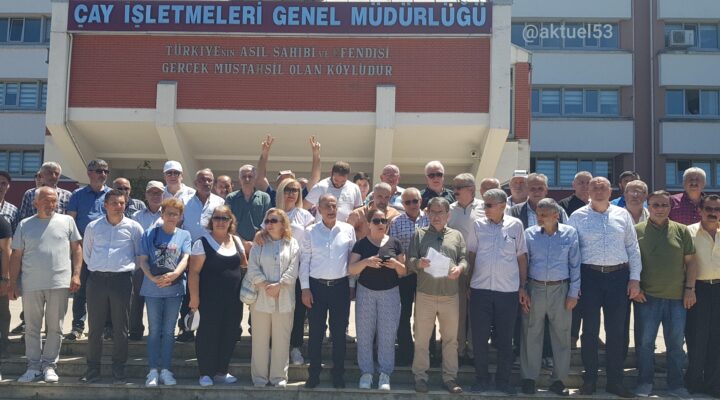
415,380,429,393
304,375,319,389
79,370,101,384
606,383,636,398
549,380,570,396
521,379,536,395
443,380,463,394
579,382,596,395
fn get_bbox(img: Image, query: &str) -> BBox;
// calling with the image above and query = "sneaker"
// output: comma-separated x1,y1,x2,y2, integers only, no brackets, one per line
667,387,692,399
65,329,83,341
275,380,287,388
378,373,390,391
17,369,42,383
160,369,176,386
43,367,59,383
358,373,373,389
214,373,237,384
145,369,159,387
290,347,304,365
198,375,213,387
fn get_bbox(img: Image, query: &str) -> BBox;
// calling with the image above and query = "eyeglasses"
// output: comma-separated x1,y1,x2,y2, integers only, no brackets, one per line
264,217,280,224
90,169,109,175
426,172,444,179
703,206,720,213
371,218,389,225
649,203,670,209
164,171,181,176
283,188,301,194
212,216,231,222
403,198,420,206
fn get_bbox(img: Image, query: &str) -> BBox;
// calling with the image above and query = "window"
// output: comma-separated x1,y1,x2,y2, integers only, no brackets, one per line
0,17,50,44
0,150,43,176
533,88,620,116
0,81,48,110
699,25,719,49
665,23,720,50
511,22,620,50
665,89,720,117
531,158,613,187
666,160,720,189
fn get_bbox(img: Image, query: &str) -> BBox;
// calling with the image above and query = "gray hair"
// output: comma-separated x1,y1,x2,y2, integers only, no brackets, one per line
683,167,707,182
453,173,475,187
41,161,61,173
196,168,214,179
537,198,561,214
373,182,392,193
483,188,508,203
424,160,444,174
318,193,337,206
480,177,501,187
382,164,400,175
624,179,648,194
574,171,592,181
427,196,450,213
87,159,108,170
527,173,549,187
402,187,421,199
239,164,256,174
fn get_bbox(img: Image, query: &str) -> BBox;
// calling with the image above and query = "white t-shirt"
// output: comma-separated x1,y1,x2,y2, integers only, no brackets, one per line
305,177,363,223
191,233,245,257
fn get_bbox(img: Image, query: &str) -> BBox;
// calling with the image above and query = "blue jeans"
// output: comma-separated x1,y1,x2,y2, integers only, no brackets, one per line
146,296,183,370
636,294,686,389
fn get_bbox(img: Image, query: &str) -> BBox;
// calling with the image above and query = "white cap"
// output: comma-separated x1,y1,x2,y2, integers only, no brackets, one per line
145,180,165,192
163,160,183,173
511,170,529,180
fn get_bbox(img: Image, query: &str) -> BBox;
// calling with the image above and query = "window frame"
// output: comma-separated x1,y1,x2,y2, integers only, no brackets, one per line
0,16,51,44
665,88,720,118
533,88,620,117
0,149,43,177
0,81,48,110
531,157,614,188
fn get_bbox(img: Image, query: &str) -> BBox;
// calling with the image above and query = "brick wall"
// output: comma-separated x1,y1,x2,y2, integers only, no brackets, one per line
513,62,531,140
69,35,491,113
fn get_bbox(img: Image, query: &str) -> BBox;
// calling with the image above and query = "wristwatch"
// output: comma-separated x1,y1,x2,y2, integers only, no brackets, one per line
684,286,695,291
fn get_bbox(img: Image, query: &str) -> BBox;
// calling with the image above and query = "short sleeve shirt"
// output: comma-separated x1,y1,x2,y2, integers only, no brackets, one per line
140,226,192,297
305,177,363,223
352,236,403,291
635,220,695,299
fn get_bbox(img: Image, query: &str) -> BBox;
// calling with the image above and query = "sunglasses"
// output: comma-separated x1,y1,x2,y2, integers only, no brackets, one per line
164,171,181,176
264,218,280,225
403,199,420,206
284,188,301,194
212,216,231,222
426,172,444,179
371,218,389,225
703,206,720,213
90,169,109,175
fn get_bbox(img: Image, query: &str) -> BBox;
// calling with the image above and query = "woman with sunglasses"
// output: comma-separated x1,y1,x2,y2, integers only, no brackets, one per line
348,208,406,390
246,208,300,387
274,178,314,365
188,205,248,387
137,198,192,387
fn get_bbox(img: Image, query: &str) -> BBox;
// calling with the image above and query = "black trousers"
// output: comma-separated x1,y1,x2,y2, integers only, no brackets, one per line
471,288,518,387
290,277,306,348
0,294,9,359
128,268,145,337
86,271,132,376
397,274,417,361
308,277,350,379
571,297,582,339
685,280,720,393
195,290,241,376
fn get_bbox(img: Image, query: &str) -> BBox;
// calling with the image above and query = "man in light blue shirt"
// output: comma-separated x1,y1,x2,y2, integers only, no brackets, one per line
520,198,580,396
80,189,143,385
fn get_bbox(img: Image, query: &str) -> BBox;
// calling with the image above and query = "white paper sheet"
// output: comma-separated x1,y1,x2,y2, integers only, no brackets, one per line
425,247,451,278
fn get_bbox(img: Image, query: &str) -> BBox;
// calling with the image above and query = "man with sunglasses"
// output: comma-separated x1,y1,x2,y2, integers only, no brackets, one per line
65,159,112,341
388,187,428,366
448,173,485,366
685,194,720,397
420,161,454,209
633,190,697,398
347,182,400,241
162,161,196,203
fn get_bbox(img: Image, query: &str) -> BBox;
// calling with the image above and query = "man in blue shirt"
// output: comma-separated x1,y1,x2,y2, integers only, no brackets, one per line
66,159,111,341
520,198,580,396
609,171,640,208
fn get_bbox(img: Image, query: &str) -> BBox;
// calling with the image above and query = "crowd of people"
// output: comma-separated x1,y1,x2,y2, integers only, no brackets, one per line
0,135,718,398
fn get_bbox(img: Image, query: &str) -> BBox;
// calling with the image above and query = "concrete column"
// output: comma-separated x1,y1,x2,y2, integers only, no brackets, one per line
155,81,198,174
373,85,396,184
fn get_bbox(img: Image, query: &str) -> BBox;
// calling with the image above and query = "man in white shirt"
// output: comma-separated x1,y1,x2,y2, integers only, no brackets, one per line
304,161,362,223
300,194,356,389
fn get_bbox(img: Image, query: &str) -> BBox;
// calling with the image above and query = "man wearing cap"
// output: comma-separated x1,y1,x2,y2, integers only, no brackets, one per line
420,161,454,209
212,175,233,199
113,178,146,218
507,170,529,207
162,161,196,203
65,160,112,341
127,181,164,341
256,135,321,207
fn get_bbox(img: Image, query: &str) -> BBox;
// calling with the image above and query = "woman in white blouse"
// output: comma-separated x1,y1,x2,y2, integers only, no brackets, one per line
246,208,300,387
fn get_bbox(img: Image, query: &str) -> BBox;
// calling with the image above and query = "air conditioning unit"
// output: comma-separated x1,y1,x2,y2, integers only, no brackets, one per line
669,30,695,48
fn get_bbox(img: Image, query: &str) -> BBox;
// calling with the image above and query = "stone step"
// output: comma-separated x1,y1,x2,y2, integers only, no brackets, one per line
0,354,674,390
5,379,711,400
3,338,665,369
